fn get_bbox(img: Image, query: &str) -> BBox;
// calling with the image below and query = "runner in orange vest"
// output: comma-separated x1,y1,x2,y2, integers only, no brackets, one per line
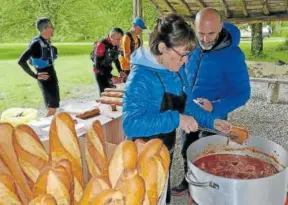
119,17,147,78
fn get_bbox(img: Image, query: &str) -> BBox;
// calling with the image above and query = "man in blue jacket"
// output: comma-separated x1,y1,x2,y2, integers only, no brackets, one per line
171,8,251,196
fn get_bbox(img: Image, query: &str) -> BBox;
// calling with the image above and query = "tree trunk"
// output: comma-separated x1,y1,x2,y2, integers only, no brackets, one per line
251,23,263,56
133,0,143,41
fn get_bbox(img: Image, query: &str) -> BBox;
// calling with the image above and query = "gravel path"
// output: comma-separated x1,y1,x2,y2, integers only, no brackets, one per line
38,81,288,205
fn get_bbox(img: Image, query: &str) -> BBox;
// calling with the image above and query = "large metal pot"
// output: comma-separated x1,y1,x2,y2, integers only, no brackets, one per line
186,135,288,205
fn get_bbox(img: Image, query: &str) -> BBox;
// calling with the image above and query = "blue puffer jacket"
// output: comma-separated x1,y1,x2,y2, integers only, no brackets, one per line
185,23,251,119
122,47,217,138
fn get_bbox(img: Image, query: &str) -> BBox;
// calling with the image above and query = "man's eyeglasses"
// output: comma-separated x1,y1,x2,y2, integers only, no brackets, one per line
171,47,190,60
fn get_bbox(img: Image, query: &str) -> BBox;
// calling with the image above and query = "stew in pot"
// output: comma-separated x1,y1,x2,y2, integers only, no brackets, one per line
194,154,278,179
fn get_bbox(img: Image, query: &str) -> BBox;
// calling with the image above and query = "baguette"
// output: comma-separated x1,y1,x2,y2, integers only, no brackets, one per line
49,112,84,203
75,108,100,120
0,157,29,204
79,176,110,205
13,124,49,188
33,159,74,205
0,123,32,201
0,173,22,205
89,189,124,205
96,97,123,106
101,92,123,98
29,194,57,205
159,145,171,174
137,139,164,170
85,120,108,178
108,140,138,188
104,88,124,93
114,169,145,205
138,156,166,205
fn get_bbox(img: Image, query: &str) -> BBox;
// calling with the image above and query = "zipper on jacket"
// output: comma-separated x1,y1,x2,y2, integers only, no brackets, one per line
191,50,204,90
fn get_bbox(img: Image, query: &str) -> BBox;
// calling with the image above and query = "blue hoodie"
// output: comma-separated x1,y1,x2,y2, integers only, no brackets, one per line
185,22,251,119
122,47,217,138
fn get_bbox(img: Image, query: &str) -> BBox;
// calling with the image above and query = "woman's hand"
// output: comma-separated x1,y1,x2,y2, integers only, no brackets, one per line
179,114,199,133
213,119,231,134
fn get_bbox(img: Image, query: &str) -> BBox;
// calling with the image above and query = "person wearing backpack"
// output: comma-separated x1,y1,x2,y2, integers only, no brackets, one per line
92,27,125,93
18,17,59,117
119,17,147,78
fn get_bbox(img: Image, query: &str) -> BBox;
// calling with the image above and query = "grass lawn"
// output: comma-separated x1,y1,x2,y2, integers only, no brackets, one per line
0,55,95,114
0,39,287,114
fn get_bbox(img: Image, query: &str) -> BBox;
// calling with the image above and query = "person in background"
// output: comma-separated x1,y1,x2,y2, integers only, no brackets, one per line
92,27,125,93
18,17,59,117
118,16,146,79
122,13,232,204
171,8,251,197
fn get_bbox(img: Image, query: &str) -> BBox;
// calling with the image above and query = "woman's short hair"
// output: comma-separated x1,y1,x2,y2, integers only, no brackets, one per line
149,13,197,55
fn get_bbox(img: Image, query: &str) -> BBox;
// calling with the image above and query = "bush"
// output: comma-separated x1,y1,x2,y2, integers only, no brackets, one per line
275,39,288,51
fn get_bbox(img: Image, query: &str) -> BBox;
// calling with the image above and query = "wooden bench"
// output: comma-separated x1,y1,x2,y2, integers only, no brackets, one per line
250,77,288,103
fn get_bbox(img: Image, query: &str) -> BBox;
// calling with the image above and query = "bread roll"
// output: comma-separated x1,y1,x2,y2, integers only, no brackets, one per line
49,112,84,202
137,139,163,170
115,169,145,205
230,126,249,144
0,173,22,205
75,108,100,120
96,97,123,106
0,123,32,201
13,124,49,188
85,120,108,178
79,176,110,205
101,92,123,98
138,156,166,205
33,159,74,205
108,140,138,188
89,189,124,205
29,194,57,205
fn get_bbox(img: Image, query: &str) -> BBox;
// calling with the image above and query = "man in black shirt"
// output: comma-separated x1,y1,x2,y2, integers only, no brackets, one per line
18,17,59,117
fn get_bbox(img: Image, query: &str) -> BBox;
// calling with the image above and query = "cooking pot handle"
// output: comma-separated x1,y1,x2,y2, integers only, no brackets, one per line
185,170,219,189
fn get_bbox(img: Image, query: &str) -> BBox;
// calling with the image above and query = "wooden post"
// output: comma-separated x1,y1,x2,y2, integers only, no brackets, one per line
267,82,280,103
133,0,143,41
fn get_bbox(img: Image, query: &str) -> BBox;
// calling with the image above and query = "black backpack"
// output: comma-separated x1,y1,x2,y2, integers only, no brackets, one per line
90,41,98,62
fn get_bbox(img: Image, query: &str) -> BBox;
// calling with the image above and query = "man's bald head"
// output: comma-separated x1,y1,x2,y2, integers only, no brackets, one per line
195,8,223,50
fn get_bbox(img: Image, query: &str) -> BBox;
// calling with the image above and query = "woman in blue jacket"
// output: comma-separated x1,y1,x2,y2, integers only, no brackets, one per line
122,13,231,203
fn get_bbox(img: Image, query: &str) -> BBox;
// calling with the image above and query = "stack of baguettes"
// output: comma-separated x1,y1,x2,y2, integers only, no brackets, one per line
0,112,170,205
97,88,124,106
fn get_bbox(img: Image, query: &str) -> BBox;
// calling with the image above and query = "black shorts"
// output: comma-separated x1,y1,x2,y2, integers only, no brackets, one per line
37,66,60,108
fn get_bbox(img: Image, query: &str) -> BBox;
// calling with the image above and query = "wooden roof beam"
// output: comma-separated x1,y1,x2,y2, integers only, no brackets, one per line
194,0,206,9
150,0,163,15
162,0,177,13
178,0,193,15
262,0,270,15
219,0,230,18
185,13,288,24
239,0,248,17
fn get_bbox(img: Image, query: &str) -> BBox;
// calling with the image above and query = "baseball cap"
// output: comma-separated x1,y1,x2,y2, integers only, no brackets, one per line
133,17,147,30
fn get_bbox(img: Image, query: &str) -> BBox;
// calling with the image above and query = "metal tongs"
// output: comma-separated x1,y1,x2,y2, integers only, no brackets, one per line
199,126,249,144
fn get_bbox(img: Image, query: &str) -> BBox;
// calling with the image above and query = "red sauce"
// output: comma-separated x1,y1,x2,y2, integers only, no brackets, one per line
194,154,278,179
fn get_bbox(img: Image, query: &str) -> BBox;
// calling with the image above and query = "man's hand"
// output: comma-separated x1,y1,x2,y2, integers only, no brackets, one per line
119,71,127,78
213,119,231,134
37,72,49,80
195,98,213,112
111,76,121,84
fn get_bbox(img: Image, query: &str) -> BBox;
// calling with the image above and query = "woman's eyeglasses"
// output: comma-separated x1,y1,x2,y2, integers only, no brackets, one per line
171,47,190,60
